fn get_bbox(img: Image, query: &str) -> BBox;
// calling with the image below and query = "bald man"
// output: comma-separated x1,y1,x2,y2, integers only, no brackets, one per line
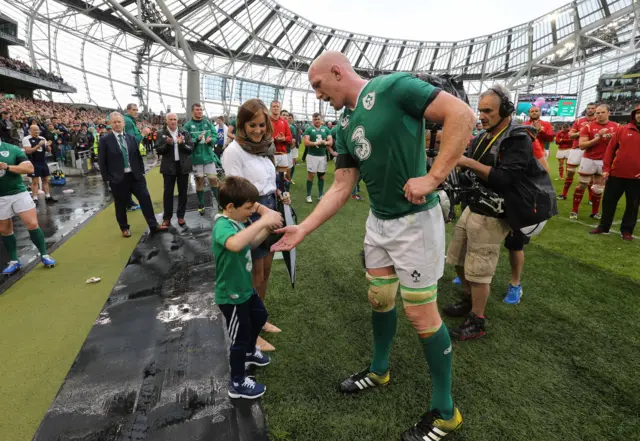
272,51,476,440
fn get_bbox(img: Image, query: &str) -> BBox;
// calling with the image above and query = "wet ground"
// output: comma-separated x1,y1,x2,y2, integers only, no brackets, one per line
32,207,268,441
0,173,113,292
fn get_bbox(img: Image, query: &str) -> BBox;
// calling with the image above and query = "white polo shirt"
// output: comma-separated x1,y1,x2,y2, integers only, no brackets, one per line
221,141,276,196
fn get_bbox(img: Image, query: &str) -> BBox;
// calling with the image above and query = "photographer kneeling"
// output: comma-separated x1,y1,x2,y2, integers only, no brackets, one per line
443,85,554,341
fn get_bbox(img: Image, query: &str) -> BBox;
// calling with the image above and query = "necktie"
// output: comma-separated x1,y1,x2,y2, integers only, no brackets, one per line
118,134,130,169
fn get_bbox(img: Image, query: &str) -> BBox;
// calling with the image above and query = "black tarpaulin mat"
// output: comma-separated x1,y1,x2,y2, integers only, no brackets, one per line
32,210,268,441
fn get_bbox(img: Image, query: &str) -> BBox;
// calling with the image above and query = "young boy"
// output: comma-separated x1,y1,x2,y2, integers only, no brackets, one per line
213,176,283,399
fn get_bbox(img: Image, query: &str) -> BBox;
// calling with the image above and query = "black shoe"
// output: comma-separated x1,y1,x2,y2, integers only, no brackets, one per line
449,313,486,341
339,367,390,393
45,196,58,203
442,296,471,317
401,408,463,441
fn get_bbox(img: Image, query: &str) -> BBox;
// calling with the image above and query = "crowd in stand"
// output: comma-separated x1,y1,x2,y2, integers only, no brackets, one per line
0,56,68,85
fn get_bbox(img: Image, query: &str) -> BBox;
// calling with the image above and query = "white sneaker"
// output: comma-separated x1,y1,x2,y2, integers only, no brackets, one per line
306,196,312,203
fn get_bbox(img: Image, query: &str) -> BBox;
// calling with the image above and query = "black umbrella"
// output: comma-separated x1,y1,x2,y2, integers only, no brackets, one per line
277,172,296,288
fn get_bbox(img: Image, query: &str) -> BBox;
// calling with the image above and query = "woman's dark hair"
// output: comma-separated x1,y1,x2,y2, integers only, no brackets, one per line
219,176,259,209
236,99,273,141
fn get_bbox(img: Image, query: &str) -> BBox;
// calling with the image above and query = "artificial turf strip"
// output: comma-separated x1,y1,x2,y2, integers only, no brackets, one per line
260,150,640,441
0,169,165,441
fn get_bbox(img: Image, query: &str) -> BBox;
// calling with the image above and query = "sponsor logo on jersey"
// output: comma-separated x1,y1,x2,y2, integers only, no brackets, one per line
363,92,376,110
351,126,371,161
0,151,9,157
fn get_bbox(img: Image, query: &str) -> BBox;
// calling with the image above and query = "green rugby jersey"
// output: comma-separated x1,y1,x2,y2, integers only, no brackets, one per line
335,72,440,220
183,118,218,165
0,142,29,197
212,216,253,305
303,125,332,157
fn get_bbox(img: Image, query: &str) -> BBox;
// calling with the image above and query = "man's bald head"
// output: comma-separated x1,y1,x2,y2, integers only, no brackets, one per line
309,51,353,76
308,51,364,111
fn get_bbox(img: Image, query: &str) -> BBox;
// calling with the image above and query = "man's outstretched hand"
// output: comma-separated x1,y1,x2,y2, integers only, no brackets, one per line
270,225,307,252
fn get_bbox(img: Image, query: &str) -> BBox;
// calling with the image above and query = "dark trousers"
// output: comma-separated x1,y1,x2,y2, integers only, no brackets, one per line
218,292,268,383
110,172,158,231
600,176,640,234
163,168,189,221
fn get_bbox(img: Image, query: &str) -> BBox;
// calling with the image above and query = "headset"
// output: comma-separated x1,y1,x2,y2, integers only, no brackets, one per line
489,87,515,118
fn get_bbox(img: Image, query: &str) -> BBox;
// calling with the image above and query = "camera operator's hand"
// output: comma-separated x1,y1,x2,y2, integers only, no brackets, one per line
403,175,437,205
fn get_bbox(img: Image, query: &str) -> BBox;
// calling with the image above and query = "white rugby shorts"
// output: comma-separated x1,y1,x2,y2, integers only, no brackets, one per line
578,157,603,176
306,155,327,173
275,154,290,169
567,149,584,166
556,149,571,160
193,163,217,177
364,207,445,289
0,192,36,220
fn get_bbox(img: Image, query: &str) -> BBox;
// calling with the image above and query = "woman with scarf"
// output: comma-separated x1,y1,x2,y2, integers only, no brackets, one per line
221,99,291,352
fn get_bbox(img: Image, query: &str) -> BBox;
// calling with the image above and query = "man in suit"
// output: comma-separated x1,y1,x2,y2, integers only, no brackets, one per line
98,112,168,238
155,113,193,227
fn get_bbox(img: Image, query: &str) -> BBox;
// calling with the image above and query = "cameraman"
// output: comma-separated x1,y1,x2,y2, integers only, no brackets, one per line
444,85,534,341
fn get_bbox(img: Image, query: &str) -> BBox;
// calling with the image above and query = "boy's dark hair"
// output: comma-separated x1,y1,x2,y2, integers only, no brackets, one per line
219,176,259,209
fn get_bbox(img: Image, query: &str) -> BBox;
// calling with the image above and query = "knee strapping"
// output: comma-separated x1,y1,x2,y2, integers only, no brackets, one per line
317,172,325,179
404,303,441,337
367,273,399,312
591,184,605,195
579,174,593,185
566,164,578,173
400,284,438,306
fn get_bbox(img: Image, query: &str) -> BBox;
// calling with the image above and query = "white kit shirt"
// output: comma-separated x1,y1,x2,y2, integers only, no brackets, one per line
221,140,276,196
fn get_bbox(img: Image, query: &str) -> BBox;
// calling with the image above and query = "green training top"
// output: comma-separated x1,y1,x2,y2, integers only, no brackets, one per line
212,216,254,305
303,125,332,157
335,72,440,220
0,142,29,197
183,118,219,165
123,114,143,145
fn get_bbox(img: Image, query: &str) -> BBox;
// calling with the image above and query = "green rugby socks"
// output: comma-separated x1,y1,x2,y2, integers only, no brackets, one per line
306,180,313,197
318,179,325,197
420,323,454,419
28,228,48,256
196,190,205,205
2,234,18,261
369,307,397,375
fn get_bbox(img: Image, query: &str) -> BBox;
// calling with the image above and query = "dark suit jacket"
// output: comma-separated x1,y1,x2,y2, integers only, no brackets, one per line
98,132,145,184
154,127,194,175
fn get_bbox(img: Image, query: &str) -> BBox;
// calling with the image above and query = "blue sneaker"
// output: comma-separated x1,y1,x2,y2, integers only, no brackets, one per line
41,255,56,268
504,284,523,305
453,277,461,285
127,204,141,212
245,348,270,367
228,377,266,399
2,261,21,276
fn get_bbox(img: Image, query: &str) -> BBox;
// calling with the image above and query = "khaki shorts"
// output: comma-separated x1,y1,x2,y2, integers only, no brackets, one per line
0,192,36,220
446,207,510,284
364,207,445,289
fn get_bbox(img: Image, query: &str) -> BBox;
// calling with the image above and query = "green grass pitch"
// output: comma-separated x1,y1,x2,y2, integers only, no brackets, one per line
260,146,640,441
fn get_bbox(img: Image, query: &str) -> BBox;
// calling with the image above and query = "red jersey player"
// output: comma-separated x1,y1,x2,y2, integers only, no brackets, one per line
524,106,554,155
560,103,597,200
554,124,572,179
571,104,618,220
269,100,293,175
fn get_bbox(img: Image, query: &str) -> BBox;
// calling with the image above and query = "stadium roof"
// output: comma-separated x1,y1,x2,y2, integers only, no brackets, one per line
3,0,640,116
